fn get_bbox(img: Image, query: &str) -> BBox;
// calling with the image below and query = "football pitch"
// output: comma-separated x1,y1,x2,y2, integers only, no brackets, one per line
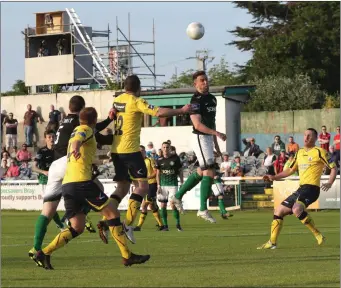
1,210,340,287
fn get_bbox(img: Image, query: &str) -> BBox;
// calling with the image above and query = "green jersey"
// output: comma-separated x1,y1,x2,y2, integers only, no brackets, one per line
155,154,182,186
190,92,217,134
34,146,54,185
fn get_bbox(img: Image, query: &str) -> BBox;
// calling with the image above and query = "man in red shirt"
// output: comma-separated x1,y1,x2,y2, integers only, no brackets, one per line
333,126,340,151
318,125,330,151
16,144,32,162
274,150,287,175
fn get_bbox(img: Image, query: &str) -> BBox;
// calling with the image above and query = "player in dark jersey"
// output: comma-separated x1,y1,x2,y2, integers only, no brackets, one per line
32,129,66,230
29,95,115,267
172,71,227,223
155,141,184,231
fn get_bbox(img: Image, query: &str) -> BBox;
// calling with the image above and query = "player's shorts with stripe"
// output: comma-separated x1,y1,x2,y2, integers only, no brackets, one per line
157,186,178,203
43,156,67,202
212,181,224,196
62,180,109,220
281,184,320,209
145,183,157,202
192,134,214,170
111,152,147,181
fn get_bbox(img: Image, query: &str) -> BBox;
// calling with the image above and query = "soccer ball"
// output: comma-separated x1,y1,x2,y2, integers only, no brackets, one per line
186,22,205,40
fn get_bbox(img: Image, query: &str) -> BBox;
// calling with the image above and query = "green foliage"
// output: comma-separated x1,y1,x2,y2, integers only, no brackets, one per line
244,74,324,112
163,58,240,88
51,85,62,93
1,80,29,96
230,2,340,94
323,94,340,109
106,79,122,90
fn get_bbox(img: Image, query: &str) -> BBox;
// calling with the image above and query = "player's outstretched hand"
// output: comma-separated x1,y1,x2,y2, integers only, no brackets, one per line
181,104,192,114
321,182,332,191
108,108,117,120
263,175,274,182
216,132,227,141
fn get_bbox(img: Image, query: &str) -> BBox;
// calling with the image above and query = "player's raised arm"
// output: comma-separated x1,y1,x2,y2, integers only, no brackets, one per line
319,148,337,191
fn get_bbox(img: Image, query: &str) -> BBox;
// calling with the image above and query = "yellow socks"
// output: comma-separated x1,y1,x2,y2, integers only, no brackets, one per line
137,212,147,228
43,227,79,255
107,218,131,259
270,216,283,245
152,210,163,227
126,194,143,226
299,212,320,237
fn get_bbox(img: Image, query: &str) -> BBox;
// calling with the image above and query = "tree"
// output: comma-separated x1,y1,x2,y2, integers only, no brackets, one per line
163,58,240,88
244,74,324,112
229,2,340,94
1,80,29,96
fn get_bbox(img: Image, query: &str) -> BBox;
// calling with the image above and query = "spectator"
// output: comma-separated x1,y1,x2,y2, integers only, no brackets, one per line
166,139,176,153
242,137,262,157
328,145,340,171
3,112,18,153
230,156,244,177
157,149,162,158
149,149,158,160
1,152,10,169
333,126,340,151
286,136,299,154
1,148,8,159
19,161,32,179
5,159,20,178
16,144,32,162
179,152,189,168
23,104,42,147
47,105,61,132
283,152,298,176
318,125,330,151
262,147,276,175
220,152,232,176
170,145,177,155
271,135,285,156
274,150,287,175
1,110,7,141
146,142,154,157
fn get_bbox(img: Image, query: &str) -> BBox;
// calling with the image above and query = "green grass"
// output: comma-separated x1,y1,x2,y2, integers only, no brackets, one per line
1,210,340,287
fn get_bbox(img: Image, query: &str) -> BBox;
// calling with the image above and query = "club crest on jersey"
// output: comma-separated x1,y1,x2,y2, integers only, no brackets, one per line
170,161,174,166
308,156,313,161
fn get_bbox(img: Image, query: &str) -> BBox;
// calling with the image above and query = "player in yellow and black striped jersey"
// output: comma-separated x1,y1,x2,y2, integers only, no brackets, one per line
133,145,164,231
258,128,337,250
34,107,150,269
98,74,192,244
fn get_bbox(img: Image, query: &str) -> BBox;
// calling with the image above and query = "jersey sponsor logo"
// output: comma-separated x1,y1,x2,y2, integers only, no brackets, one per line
114,102,126,112
148,105,155,109
207,107,216,112
162,169,175,175
62,118,75,124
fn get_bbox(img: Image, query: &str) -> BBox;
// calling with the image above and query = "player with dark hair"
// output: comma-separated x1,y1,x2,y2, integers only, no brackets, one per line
32,130,65,230
35,107,150,269
97,74,191,244
258,128,337,249
29,95,115,266
172,71,226,223
155,141,184,231
133,145,164,232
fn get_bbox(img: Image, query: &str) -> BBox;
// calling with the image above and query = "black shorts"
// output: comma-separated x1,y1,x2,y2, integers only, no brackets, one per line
62,181,109,219
145,183,157,202
111,152,147,182
281,184,320,209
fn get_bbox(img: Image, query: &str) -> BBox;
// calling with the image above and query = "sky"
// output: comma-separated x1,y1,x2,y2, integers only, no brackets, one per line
0,1,253,92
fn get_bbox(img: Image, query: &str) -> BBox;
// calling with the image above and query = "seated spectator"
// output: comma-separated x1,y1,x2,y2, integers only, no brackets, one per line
146,142,154,157
16,144,32,162
242,137,262,157
19,161,32,179
271,135,285,156
327,145,340,173
1,147,8,159
230,156,244,177
5,159,20,178
283,152,298,176
286,136,299,154
220,152,232,176
149,149,158,160
262,147,276,175
157,149,162,158
1,152,10,168
274,150,287,175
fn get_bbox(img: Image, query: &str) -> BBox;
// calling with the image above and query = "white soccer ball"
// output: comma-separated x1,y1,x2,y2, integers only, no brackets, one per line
186,22,205,40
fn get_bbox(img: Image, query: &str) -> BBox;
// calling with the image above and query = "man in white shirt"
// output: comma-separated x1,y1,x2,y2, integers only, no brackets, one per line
220,152,232,176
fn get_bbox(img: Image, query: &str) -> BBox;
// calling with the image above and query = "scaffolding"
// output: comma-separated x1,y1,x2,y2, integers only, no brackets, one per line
24,8,164,91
